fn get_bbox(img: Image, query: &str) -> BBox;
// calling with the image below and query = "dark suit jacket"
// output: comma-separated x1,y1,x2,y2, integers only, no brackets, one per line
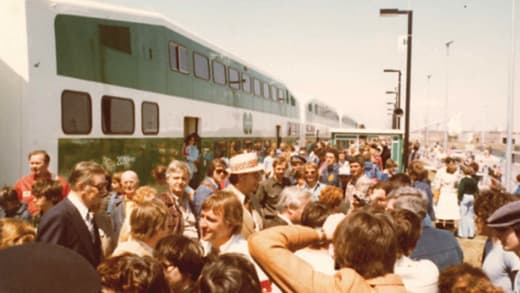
37,197,101,267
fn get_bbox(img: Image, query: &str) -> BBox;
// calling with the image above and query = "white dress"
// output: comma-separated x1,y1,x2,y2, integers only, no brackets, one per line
433,167,461,221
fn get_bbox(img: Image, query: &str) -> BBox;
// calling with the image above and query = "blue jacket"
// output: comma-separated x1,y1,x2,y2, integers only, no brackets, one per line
411,222,463,271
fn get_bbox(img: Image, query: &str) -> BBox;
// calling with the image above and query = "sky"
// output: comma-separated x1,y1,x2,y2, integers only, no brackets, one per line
97,0,520,132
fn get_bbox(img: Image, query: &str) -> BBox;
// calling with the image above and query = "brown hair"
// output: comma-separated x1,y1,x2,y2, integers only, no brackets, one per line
438,263,503,293
333,208,397,278
31,179,62,204
272,156,288,168
68,161,107,191
200,191,243,235
318,185,344,210
388,209,422,257
130,200,168,240
28,150,50,164
151,165,167,185
97,253,169,293
133,186,158,204
408,160,428,181
0,218,36,249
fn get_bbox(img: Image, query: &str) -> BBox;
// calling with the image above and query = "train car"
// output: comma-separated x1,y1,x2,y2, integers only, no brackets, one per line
0,0,302,186
303,98,340,144
340,114,359,129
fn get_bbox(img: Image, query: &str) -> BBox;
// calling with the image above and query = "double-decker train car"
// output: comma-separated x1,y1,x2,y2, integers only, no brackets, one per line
303,98,341,144
341,114,359,129
0,0,304,185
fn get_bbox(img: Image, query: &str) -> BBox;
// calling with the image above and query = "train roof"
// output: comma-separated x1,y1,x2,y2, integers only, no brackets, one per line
48,0,290,90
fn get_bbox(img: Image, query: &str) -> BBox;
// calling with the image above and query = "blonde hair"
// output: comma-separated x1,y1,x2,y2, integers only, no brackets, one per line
0,218,36,249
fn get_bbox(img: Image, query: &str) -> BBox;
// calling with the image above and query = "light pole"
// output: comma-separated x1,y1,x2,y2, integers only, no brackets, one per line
505,0,516,191
380,8,413,171
383,69,402,129
444,40,454,152
425,74,431,148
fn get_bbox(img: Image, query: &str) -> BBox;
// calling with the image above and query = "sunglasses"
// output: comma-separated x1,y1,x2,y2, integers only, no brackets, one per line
215,169,227,175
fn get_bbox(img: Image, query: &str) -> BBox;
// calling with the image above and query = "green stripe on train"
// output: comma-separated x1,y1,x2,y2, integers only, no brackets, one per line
54,14,299,118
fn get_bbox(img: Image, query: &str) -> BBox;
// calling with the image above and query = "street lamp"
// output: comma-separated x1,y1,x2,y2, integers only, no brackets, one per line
383,69,402,129
380,8,413,171
444,40,454,152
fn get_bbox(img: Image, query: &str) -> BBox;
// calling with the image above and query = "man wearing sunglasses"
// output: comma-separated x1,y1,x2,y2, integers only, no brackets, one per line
37,161,108,268
193,158,228,220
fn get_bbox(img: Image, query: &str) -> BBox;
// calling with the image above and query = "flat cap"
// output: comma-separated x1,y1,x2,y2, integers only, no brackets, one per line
487,201,520,228
290,155,306,164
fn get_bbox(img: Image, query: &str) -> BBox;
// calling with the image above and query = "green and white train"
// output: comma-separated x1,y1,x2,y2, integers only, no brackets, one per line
0,0,357,186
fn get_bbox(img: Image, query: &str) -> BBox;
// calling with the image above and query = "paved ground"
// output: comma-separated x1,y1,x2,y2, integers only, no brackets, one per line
457,235,487,267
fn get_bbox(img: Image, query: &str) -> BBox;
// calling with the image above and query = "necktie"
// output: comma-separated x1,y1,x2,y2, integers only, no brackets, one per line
86,211,96,242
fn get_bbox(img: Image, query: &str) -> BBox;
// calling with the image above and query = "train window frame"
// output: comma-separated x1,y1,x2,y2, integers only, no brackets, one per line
228,67,240,90
61,90,92,135
253,78,262,97
141,101,159,135
270,85,277,101
212,60,227,86
277,88,284,102
242,73,251,93
101,95,135,135
262,82,270,99
168,41,190,74
193,52,210,80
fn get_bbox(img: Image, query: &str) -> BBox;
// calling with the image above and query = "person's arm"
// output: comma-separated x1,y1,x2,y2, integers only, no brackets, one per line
248,225,334,292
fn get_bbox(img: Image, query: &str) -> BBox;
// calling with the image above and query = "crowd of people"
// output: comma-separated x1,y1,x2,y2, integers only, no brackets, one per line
0,140,520,292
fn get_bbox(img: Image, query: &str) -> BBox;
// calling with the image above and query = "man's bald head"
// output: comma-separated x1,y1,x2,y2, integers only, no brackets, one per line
121,170,139,197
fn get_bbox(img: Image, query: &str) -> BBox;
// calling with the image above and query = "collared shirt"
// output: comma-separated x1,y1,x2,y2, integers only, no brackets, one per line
68,191,95,240
305,181,327,202
255,177,291,219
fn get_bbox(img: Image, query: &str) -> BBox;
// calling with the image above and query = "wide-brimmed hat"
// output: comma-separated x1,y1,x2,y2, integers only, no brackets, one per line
227,153,263,174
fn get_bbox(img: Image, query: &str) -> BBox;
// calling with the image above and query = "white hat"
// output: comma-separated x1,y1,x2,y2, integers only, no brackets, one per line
227,152,263,174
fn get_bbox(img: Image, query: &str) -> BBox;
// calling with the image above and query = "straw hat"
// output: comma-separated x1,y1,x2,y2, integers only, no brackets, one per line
227,153,263,174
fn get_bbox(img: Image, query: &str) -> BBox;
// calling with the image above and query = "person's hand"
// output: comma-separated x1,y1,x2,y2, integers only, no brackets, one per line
323,213,346,240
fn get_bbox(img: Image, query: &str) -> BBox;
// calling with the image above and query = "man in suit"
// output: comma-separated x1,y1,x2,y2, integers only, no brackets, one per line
37,161,107,267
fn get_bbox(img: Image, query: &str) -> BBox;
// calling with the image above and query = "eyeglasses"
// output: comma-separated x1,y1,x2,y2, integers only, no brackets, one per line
215,169,227,175
92,182,108,191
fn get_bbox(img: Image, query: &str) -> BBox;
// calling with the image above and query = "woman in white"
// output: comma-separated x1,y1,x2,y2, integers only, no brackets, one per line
433,157,461,228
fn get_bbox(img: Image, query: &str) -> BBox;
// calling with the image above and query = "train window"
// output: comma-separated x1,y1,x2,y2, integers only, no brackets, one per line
242,73,251,93
314,104,318,114
193,52,210,80
61,90,92,134
98,24,131,54
263,82,270,99
102,96,135,134
212,61,226,85
308,104,312,112
228,67,240,89
169,42,190,74
271,85,277,101
142,102,159,135
253,78,262,97
291,96,296,106
178,46,189,73
277,88,284,102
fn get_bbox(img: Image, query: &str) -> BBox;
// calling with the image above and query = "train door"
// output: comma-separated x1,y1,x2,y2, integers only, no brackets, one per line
276,125,281,148
184,117,199,138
